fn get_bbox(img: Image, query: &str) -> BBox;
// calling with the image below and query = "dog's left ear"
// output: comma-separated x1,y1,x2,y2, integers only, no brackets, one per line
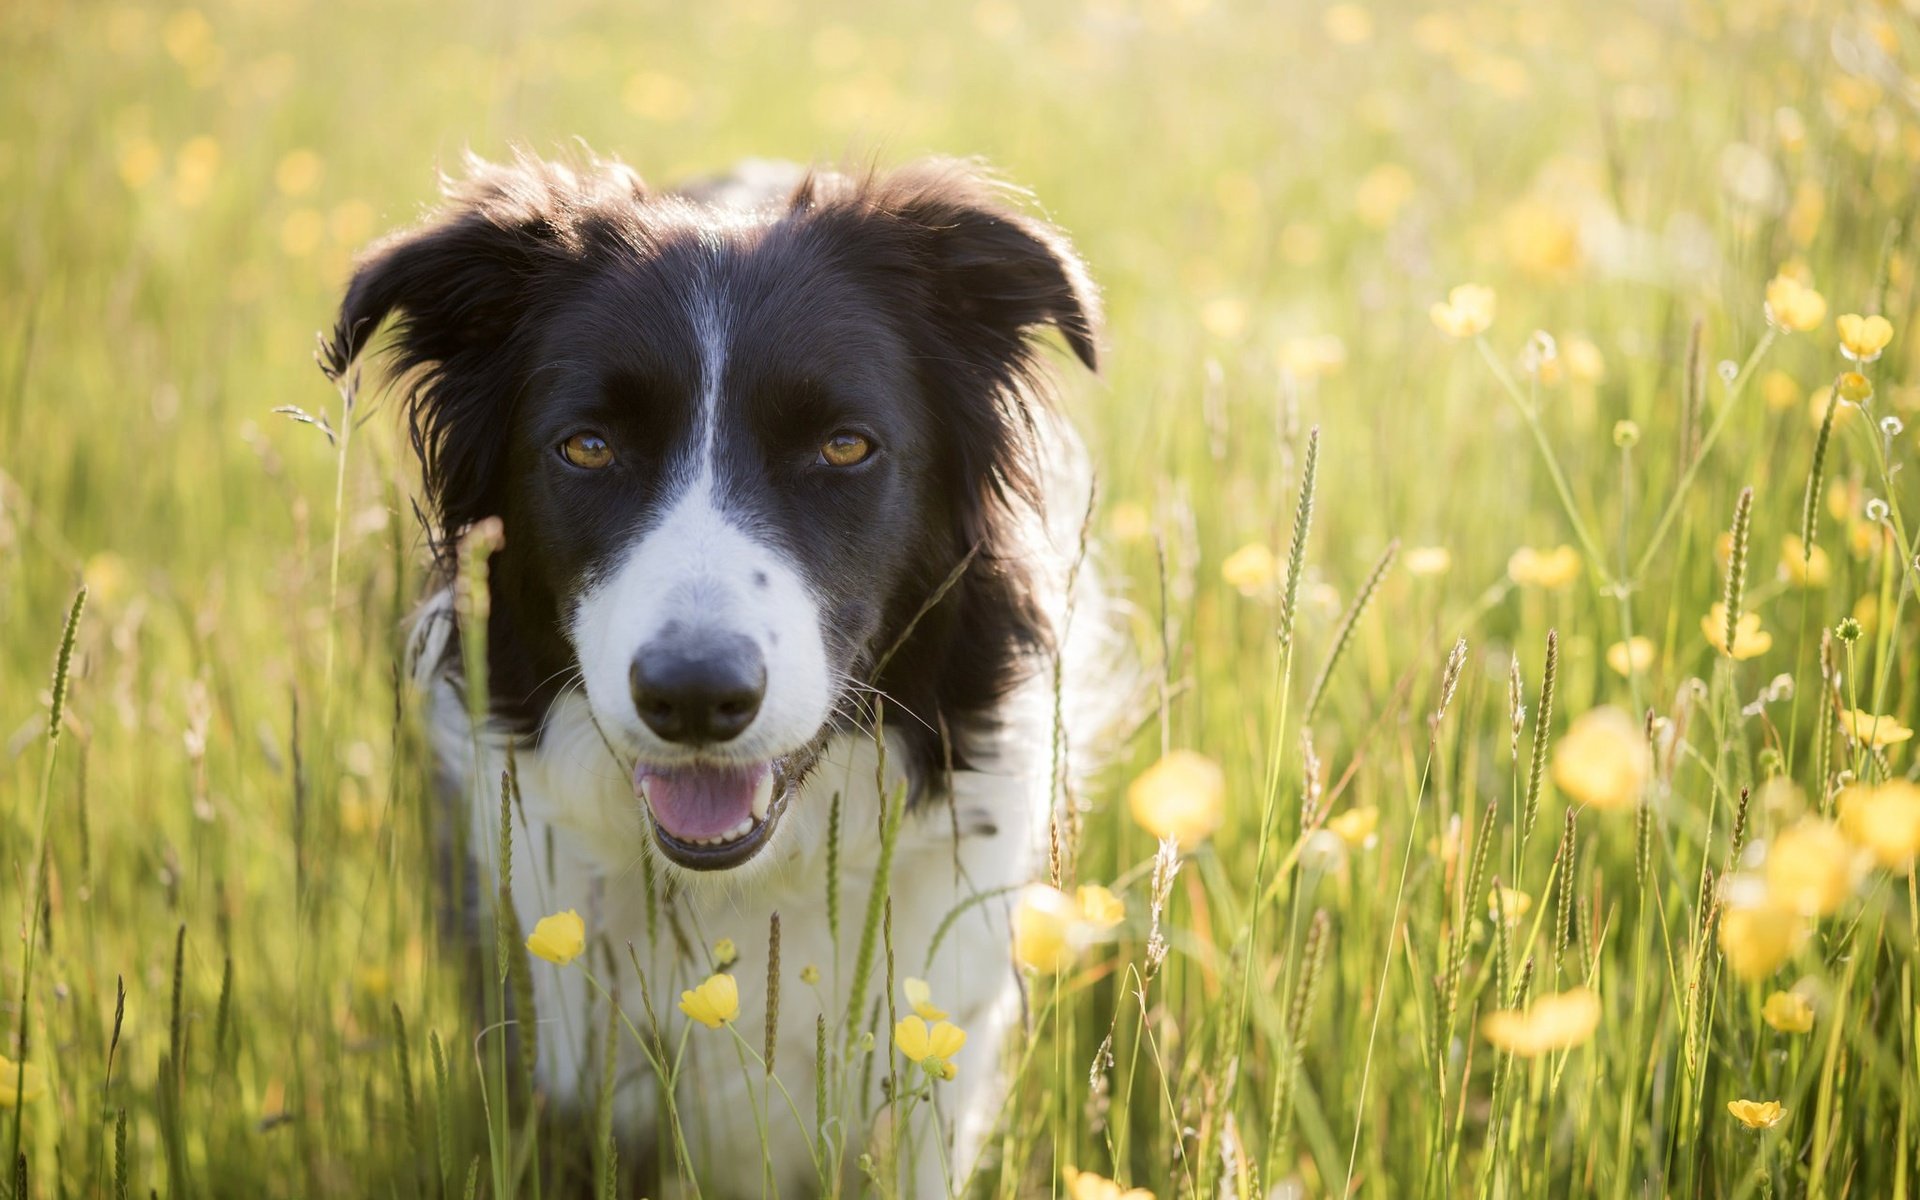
858,160,1101,376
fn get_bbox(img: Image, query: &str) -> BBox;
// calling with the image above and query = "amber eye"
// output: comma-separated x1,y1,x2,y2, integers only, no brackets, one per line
560,432,614,470
819,432,874,468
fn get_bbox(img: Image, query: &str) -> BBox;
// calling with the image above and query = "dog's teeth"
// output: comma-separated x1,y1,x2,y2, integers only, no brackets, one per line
751,773,774,821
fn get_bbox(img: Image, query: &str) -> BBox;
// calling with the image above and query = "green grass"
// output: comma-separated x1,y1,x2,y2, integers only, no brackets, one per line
4,0,1919,1194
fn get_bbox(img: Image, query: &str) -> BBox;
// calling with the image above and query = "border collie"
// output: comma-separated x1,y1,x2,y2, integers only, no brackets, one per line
324,151,1107,1196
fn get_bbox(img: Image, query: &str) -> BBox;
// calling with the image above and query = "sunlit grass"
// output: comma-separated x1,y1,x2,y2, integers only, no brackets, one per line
3,0,1918,1195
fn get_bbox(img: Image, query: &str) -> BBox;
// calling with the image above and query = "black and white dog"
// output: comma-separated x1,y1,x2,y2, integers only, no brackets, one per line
325,151,1107,1195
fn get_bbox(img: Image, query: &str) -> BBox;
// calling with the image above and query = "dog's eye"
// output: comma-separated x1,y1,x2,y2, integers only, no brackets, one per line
560,432,614,470
818,432,874,468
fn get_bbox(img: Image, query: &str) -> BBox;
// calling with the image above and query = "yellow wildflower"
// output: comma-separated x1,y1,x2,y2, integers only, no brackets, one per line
1761,369,1802,410
1013,884,1083,973
903,978,948,1021
1779,536,1830,588
526,909,586,966
1719,897,1807,980
1354,162,1414,227
1606,637,1655,676
1076,884,1126,929
1727,1099,1787,1129
274,148,324,197
1404,546,1452,577
1836,371,1873,404
893,1015,965,1080
1552,707,1649,811
1322,3,1373,45
1764,272,1826,332
1760,990,1814,1034
1430,283,1497,337
1063,1165,1156,1200
0,1056,46,1107
1221,542,1277,595
1702,604,1772,660
711,937,738,969
1107,500,1153,543
1838,782,1920,871
1562,335,1606,383
1277,333,1348,378
1766,819,1855,916
1480,987,1601,1057
1507,544,1581,589
1127,750,1226,849
1840,709,1912,749
677,973,740,1029
1488,886,1532,927
1836,313,1893,363
1327,805,1379,849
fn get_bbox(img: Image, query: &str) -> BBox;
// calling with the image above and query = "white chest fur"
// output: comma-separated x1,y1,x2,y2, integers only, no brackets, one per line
429,681,1050,1198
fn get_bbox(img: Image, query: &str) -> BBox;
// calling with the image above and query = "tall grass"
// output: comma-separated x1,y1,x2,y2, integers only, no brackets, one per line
3,0,1917,1195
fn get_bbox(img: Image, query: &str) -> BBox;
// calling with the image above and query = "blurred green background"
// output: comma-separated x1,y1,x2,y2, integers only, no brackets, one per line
4,0,1918,1195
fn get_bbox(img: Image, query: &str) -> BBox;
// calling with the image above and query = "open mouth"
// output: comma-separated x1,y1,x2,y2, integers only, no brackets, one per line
634,740,826,871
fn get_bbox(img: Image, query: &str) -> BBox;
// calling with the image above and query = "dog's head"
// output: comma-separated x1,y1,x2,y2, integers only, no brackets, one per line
327,152,1097,873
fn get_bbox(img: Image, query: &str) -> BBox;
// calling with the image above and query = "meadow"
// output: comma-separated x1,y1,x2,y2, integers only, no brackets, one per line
3,0,1919,1195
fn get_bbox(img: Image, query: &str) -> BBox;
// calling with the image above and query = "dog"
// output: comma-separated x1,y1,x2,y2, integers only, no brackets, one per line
324,150,1108,1196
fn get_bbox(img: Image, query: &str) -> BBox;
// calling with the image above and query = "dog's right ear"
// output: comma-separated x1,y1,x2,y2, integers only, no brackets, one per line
322,155,641,535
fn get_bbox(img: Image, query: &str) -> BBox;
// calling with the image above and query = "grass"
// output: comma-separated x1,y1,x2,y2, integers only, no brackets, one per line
3,0,1919,1194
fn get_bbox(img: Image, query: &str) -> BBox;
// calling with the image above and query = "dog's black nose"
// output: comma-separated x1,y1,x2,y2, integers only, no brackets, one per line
629,631,767,744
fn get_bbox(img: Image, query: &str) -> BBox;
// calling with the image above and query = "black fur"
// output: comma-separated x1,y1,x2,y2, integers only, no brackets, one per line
325,151,1099,780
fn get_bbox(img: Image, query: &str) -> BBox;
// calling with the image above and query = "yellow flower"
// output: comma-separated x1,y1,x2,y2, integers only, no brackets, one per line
677,973,740,1029
1221,542,1277,596
1501,199,1583,278
1013,884,1083,973
1702,604,1772,660
1354,162,1414,227
1764,272,1827,332
1127,750,1226,849
1836,313,1893,363
902,977,948,1021
1727,1099,1787,1129
1761,990,1814,1034
1063,1165,1156,1200
0,1056,46,1107
1488,886,1532,927
1840,708,1912,749
525,909,586,966
1606,637,1655,676
1761,369,1802,410
1277,333,1348,378
274,148,324,197
711,937,738,968
1076,884,1126,929
1507,545,1582,589
1766,819,1856,916
799,964,821,986
1841,782,1920,871
1719,897,1808,981
1430,283,1497,337
1479,987,1601,1057
1562,335,1606,383
1404,546,1452,577
1107,500,1153,543
1322,3,1373,45
1327,806,1379,849
1836,371,1873,404
1779,536,1830,588
893,1015,966,1080
1552,707,1649,811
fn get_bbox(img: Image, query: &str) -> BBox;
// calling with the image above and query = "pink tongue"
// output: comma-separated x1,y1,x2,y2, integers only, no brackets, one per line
637,763,767,842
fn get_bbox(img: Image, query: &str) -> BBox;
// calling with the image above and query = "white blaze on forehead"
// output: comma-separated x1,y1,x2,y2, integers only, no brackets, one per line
567,272,832,764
